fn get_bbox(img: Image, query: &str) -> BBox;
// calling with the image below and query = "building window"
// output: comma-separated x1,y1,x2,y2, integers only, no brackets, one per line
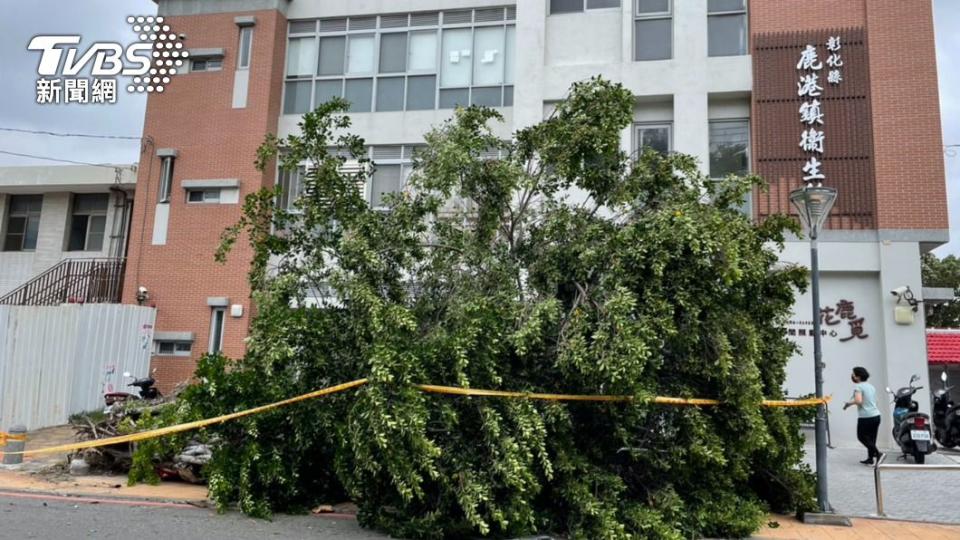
277,166,307,210
708,0,747,57
155,340,192,356
283,8,516,115
191,58,223,72
550,0,620,13
158,156,175,203
67,193,108,251
635,123,672,154
709,119,751,215
3,194,42,252
187,189,221,203
209,307,226,354
634,0,672,61
238,26,254,69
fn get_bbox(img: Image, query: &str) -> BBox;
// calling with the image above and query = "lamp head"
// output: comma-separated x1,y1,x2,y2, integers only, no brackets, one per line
789,185,837,239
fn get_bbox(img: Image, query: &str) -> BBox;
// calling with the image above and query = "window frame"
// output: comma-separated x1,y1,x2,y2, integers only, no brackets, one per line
633,0,673,62
66,193,109,252
549,0,621,14
238,26,254,70
209,307,226,355
707,117,751,179
634,122,673,155
707,0,748,57
3,194,43,252
158,156,175,203
282,9,516,115
191,58,223,72
154,340,192,357
186,188,221,204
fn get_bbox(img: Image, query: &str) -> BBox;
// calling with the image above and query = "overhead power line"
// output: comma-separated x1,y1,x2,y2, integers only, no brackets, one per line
0,149,125,169
0,127,141,141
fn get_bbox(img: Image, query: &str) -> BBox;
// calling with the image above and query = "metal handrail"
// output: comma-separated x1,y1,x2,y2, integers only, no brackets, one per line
0,257,125,306
873,452,960,516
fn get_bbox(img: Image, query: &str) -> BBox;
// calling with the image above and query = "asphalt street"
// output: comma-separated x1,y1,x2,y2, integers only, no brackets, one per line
0,493,389,540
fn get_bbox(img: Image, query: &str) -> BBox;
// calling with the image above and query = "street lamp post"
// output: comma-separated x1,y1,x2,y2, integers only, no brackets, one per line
789,184,837,516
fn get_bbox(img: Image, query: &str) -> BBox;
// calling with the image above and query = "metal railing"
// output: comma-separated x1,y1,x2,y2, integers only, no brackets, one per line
0,257,126,306
873,452,960,517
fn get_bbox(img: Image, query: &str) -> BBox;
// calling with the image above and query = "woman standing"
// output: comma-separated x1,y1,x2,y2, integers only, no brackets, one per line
843,366,883,464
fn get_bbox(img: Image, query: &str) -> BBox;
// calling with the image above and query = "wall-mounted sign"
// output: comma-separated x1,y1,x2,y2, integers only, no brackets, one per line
797,35,845,186
787,299,869,342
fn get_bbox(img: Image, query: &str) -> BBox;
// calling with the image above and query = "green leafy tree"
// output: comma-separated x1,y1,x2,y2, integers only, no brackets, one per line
132,78,815,538
922,253,960,328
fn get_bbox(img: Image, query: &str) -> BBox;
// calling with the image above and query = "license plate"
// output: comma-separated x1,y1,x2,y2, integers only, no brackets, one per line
911,430,931,441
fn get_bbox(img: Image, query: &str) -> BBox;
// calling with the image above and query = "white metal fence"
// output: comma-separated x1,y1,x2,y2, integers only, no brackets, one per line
0,304,156,430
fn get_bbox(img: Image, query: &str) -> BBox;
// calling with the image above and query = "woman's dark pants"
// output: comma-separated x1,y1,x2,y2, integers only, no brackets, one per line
857,415,882,460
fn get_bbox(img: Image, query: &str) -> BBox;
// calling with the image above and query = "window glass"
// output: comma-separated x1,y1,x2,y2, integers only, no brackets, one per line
471,87,502,107
379,33,407,73
238,27,253,69
315,79,342,105
158,342,175,355
158,156,174,202
67,194,108,251
708,0,745,12
637,125,671,154
551,0,582,13
188,190,204,202
318,36,345,75
278,167,306,209
504,26,515,85
289,20,316,34
406,75,436,110
473,27,505,86
408,31,437,72
6,195,43,251
637,0,670,13
503,85,514,106
634,18,671,61
286,37,316,76
284,80,312,114
209,308,225,354
440,29,472,87
439,88,469,109
371,165,403,207
344,78,373,112
708,14,747,57
87,215,106,251
709,120,749,177
376,77,405,111
347,35,375,74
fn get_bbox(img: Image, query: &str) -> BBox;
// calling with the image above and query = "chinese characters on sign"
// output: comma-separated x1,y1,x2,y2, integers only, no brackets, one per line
36,78,117,104
797,36,844,186
787,299,869,342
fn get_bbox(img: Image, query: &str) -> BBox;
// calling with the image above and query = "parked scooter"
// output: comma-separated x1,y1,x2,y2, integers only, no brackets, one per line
932,371,960,449
886,374,936,464
104,371,161,406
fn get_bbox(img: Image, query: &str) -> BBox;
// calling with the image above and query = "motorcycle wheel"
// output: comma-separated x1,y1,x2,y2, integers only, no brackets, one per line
913,451,925,464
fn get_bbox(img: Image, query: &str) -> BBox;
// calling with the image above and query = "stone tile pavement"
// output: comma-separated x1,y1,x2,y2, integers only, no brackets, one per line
755,516,960,539
803,441,960,524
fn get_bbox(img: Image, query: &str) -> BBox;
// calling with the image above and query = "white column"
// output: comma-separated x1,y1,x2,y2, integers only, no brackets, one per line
513,0,546,130
673,92,709,173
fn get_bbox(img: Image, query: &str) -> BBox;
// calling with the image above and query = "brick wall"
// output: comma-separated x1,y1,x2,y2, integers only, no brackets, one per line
123,9,286,392
749,0,947,232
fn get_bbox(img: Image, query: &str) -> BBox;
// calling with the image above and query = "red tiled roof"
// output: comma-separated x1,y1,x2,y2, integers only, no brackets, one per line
927,330,960,365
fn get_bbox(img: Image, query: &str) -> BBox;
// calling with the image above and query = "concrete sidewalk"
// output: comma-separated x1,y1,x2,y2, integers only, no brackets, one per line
756,516,960,539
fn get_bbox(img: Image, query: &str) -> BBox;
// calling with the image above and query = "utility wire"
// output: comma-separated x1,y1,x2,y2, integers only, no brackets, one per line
0,127,142,141
0,149,125,169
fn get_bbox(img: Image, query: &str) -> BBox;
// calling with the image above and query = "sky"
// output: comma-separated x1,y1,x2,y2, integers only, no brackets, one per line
0,0,958,253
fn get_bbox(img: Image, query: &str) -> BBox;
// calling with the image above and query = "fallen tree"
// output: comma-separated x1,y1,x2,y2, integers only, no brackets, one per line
130,78,816,539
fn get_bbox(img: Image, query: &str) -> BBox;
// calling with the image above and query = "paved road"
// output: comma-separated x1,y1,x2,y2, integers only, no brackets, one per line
0,493,388,540
804,441,960,524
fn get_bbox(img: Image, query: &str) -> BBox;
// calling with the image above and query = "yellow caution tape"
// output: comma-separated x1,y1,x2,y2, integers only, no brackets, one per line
417,384,832,408
3,379,830,457
5,378,368,457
